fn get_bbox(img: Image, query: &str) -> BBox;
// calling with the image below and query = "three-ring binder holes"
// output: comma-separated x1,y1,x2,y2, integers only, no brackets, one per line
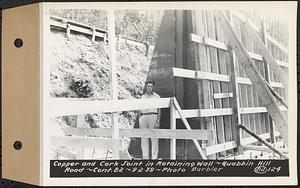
13,141,22,150
14,38,23,48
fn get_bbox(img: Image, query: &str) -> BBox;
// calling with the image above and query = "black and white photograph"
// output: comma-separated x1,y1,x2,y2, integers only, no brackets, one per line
40,2,297,186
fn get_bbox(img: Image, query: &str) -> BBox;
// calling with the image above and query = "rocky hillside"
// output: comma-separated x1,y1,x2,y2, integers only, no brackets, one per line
49,30,153,159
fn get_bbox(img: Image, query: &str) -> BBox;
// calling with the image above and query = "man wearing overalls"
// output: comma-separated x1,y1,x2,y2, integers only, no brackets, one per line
139,80,161,159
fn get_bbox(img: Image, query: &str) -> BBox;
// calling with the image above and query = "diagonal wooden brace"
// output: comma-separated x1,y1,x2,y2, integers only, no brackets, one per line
172,98,208,159
214,11,288,144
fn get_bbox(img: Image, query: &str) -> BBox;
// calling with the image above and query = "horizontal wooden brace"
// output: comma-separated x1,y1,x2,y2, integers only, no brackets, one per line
51,16,107,33
68,25,106,38
248,52,264,61
175,108,233,118
240,106,287,114
50,16,106,38
242,145,287,154
205,131,280,156
172,67,231,82
266,34,289,54
270,82,284,88
213,93,233,99
275,140,285,148
190,33,288,70
238,77,284,89
69,24,93,34
50,136,121,150
50,19,67,29
205,141,237,156
237,77,252,85
190,33,228,51
49,98,172,116
63,128,212,140
276,60,289,68
240,107,267,114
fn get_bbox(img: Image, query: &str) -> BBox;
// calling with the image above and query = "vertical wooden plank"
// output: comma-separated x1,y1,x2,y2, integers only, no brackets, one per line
248,28,261,136
228,12,242,153
108,9,119,159
206,11,226,157
170,99,176,159
258,61,266,134
261,18,276,143
245,23,258,135
191,11,216,159
239,21,251,138
247,85,256,133
175,10,185,159
216,13,233,148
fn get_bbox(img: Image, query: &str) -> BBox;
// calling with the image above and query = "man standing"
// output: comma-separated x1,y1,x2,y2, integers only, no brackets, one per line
139,80,161,160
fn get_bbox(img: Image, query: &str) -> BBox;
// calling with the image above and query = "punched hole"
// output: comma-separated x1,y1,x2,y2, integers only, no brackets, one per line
13,141,22,150
14,38,23,48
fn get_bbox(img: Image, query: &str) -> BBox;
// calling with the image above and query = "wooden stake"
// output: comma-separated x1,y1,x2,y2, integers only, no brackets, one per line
170,99,176,159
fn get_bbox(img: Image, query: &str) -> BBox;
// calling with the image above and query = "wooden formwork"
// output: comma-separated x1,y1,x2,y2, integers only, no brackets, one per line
146,10,288,159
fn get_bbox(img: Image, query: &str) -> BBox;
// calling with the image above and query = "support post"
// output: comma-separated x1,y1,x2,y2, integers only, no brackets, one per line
108,9,119,159
170,98,176,159
261,19,276,144
228,12,242,154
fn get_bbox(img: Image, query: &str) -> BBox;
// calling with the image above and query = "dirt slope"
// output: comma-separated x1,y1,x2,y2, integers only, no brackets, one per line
49,30,152,159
